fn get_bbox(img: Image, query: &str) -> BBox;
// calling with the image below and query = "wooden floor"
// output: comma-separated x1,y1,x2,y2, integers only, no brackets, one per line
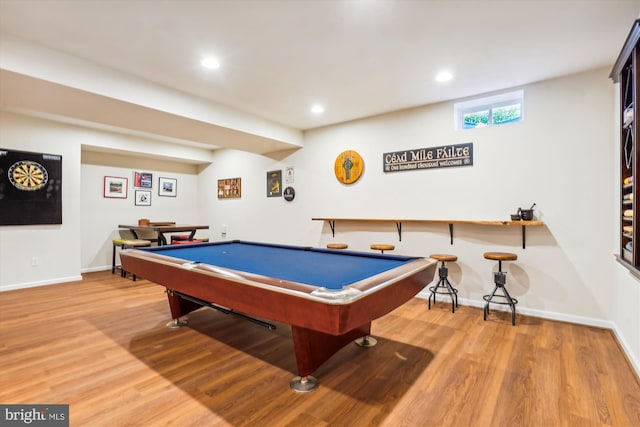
1,271,639,427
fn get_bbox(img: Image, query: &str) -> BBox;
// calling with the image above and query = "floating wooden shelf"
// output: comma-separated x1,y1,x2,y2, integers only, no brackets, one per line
312,218,545,249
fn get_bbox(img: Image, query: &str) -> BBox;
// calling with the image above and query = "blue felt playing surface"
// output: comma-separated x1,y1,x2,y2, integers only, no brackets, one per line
141,241,416,290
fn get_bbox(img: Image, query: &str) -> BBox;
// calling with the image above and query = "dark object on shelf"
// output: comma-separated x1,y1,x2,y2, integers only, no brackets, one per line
520,209,534,221
511,213,521,221
517,203,536,221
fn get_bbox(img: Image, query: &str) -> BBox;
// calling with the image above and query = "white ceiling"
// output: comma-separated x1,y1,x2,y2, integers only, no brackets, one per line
0,0,639,135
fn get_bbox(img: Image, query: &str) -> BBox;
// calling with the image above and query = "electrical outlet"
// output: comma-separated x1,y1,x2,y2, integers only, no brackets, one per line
31,257,40,267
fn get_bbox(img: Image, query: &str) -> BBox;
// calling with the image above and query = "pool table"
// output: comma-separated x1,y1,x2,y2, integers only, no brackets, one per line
120,240,436,391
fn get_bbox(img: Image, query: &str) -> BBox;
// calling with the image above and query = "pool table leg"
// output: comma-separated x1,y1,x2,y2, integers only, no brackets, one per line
165,289,200,328
289,323,372,392
354,335,378,347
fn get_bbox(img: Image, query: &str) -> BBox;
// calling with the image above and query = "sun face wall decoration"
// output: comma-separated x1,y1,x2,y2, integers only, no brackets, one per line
334,150,364,185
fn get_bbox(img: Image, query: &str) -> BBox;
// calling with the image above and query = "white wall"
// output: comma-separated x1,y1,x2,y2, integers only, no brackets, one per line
0,113,82,289
0,112,208,289
203,67,616,320
80,151,204,272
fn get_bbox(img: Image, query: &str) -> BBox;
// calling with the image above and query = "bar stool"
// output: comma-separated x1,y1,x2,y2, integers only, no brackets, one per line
120,239,152,281
370,244,395,253
483,252,518,325
427,254,459,313
327,243,348,249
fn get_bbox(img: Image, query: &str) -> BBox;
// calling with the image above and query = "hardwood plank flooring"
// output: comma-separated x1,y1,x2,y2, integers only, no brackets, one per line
1,271,639,426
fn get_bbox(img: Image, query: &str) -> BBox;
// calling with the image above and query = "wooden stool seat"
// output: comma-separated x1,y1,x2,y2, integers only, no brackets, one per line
484,252,518,261
327,243,348,249
370,244,395,253
430,254,458,262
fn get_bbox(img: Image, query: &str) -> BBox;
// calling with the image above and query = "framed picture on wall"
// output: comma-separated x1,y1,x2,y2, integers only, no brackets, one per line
133,171,153,188
135,190,151,206
267,170,282,197
103,176,128,199
217,177,241,198
158,177,177,197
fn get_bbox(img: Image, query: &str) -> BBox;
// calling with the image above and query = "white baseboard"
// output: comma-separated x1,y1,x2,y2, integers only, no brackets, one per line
0,275,83,292
416,291,640,378
611,322,640,379
81,265,112,274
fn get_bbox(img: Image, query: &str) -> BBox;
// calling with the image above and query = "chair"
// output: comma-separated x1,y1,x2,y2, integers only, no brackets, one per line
483,252,519,325
427,254,459,313
134,228,159,245
112,229,134,274
114,230,152,281
170,234,191,244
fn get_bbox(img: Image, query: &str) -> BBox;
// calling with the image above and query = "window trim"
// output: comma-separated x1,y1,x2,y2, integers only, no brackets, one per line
455,90,524,130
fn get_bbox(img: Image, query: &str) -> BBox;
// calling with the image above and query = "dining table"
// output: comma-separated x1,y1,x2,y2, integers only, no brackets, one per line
118,223,210,246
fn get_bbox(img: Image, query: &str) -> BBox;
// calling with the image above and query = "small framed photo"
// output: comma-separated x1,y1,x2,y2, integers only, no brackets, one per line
104,176,128,199
135,190,151,206
158,177,177,197
134,171,153,188
285,166,295,184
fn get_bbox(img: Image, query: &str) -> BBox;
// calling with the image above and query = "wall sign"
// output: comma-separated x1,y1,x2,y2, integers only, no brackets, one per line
283,186,295,202
285,166,295,184
383,142,473,173
334,150,364,184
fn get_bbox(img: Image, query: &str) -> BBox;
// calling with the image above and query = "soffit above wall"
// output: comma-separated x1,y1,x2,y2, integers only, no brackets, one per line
0,69,302,158
81,149,201,174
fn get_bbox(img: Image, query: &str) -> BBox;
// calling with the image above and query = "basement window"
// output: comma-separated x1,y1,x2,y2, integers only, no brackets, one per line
455,90,524,130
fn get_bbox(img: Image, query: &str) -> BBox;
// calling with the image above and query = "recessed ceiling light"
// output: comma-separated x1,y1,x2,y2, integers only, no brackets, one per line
201,57,221,70
435,70,453,82
311,104,325,114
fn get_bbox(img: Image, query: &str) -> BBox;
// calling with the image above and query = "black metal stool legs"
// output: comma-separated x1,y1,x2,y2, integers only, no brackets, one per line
482,260,518,325
428,261,459,313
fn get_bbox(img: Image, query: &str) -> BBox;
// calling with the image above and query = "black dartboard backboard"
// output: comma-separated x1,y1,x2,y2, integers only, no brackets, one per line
0,148,62,225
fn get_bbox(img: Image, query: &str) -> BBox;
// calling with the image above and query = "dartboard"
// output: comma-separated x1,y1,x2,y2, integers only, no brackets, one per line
8,160,49,191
